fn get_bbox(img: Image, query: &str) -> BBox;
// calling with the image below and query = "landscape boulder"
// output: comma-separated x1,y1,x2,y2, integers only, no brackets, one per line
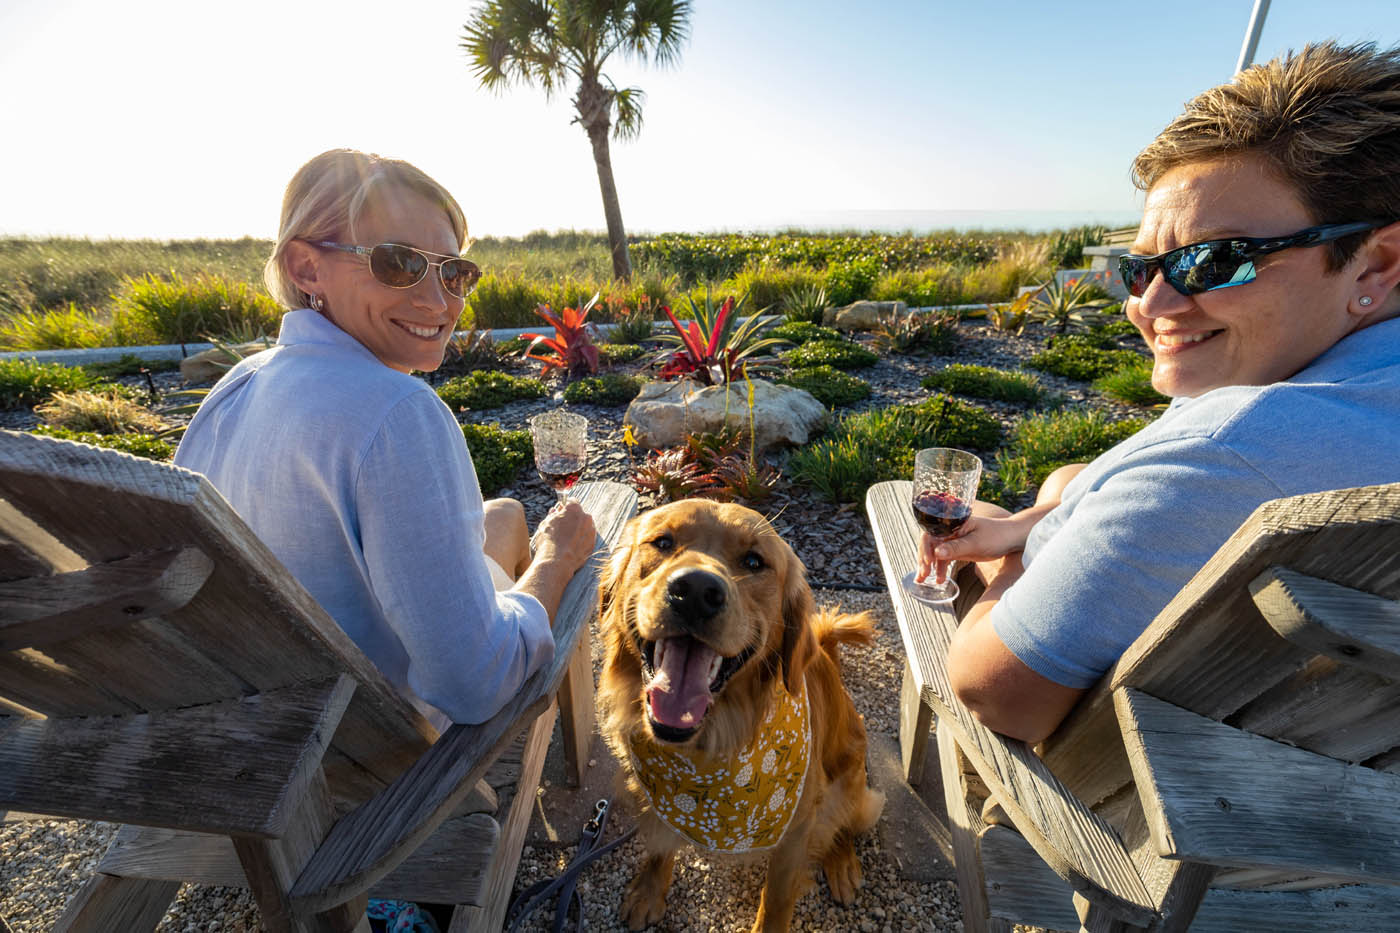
624,378,828,451
823,300,909,332
179,340,273,384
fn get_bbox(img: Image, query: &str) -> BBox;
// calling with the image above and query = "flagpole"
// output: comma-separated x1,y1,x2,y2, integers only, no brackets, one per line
1236,0,1272,74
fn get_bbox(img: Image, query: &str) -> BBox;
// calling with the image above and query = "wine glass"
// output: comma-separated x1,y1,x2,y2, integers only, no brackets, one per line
529,410,589,501
902,447,982,605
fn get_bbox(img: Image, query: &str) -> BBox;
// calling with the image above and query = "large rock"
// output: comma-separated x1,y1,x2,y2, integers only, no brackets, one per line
624,378,828,451
823,300,908,332
179,341,273,384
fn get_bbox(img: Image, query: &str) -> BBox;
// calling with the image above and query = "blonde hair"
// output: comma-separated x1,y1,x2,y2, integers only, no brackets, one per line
1132,41,1400,270
264,149,468,309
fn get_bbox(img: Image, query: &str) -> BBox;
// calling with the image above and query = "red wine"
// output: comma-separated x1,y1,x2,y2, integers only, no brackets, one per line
912,490,970,537
538,457,583,491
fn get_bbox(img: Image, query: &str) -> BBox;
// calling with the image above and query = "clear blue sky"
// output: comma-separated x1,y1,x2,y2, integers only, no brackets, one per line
2,0,1398,239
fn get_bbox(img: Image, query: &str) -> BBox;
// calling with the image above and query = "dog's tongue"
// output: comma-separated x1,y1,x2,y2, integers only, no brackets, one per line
646,636,717,731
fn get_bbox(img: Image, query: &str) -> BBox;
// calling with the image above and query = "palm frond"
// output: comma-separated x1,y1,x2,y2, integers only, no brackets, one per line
612,85,646,140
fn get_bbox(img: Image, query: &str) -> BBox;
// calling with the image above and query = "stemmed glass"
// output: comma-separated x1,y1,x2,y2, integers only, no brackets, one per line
529,410,589,501
902,447,982,605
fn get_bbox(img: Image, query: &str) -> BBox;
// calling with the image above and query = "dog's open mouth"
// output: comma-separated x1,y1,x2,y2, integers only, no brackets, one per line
636,633,754,742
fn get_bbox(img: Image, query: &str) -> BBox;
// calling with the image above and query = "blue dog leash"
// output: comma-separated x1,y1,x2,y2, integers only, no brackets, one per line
505,799,637,933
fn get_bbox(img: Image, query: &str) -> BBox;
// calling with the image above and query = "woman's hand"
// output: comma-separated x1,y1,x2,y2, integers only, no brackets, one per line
916,511,1032,585
533,499,597,574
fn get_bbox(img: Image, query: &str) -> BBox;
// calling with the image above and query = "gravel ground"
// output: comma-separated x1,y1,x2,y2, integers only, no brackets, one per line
1,319,1141,931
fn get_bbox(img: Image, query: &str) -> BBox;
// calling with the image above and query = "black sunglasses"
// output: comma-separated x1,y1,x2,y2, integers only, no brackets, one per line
310,240,481,298
1117,220,1388,298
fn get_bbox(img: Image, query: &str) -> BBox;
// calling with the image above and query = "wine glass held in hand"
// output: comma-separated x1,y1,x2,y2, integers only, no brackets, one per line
903,447,982,605
529,409,589,501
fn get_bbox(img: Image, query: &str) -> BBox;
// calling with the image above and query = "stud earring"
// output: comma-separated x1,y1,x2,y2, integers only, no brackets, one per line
309,293,327,312
1359,295,1374,307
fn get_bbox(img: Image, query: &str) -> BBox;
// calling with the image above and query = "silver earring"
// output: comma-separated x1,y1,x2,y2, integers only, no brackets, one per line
309,293,326,312
1359,295,1374,307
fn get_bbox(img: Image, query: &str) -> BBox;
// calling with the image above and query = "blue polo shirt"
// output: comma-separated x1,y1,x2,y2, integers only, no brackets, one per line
992,317,1400,688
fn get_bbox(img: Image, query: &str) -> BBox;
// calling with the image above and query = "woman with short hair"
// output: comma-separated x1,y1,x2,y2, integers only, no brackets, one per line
923,41,1400,743
176,148,596,729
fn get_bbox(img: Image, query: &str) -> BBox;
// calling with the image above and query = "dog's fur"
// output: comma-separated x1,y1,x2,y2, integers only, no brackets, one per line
597,499,885,932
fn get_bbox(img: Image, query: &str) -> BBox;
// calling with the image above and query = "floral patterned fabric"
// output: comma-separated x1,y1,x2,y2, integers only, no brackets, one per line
627,679,810,852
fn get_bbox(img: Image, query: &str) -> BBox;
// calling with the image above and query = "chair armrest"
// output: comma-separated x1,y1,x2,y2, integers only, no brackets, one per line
290,481,637,913
865,480,1155,926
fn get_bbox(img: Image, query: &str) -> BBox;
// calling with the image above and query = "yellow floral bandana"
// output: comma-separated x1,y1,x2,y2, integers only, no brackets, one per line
627,679,810,852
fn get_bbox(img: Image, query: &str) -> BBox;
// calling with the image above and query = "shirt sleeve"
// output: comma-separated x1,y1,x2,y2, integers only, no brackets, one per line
354,391,554,724
990,436,1284,689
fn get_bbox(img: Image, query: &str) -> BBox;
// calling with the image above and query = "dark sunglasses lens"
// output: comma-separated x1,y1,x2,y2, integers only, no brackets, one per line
1119,256,1150,297
1167,242,1254,294
441,259,481,298
370,245,428,288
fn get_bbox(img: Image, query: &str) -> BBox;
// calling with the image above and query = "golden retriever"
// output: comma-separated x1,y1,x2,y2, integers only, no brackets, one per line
597,499,885,932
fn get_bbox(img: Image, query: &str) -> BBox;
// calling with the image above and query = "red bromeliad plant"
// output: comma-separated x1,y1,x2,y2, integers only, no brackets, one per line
522,293,601,379
653,291,787,386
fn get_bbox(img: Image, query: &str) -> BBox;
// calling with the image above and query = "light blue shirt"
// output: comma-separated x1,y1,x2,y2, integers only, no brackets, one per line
174,309,553,725
993,317,1400,689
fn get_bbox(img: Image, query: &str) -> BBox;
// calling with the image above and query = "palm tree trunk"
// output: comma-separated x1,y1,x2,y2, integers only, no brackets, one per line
577,77,632,280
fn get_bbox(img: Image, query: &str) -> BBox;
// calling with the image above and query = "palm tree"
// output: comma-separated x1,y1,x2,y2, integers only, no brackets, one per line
463,0,692,280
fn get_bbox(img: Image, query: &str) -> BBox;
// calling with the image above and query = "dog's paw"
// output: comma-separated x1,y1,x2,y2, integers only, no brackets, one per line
821,843,864,905
621,872,669,929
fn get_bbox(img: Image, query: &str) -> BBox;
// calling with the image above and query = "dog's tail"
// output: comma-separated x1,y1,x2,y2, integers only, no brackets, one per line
811,607,876,658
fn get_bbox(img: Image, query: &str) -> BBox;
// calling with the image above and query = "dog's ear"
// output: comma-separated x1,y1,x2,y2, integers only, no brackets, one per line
779,543,819,695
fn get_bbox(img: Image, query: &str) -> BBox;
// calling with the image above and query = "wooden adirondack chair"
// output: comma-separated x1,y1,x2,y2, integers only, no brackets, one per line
866,479,1400,932
0,429,637,933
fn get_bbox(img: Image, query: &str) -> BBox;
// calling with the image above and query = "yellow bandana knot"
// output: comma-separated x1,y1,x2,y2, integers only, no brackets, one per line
627,679,810,852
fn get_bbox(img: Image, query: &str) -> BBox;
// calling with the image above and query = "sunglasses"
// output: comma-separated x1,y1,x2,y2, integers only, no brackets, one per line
1117,220,1387,298
310,240,481,298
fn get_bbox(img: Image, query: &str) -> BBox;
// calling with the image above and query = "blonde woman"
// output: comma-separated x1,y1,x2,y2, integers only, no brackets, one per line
176,149,595,728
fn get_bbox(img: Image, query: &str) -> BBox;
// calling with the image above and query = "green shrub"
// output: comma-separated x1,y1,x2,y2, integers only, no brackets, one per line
604,305,657,344
111,273,282,344
0,358,100,409
1007,409,1150,485
777,365,871,408
767,321,842,345
921,364,1045,404
461,422,533,495
562,372,644,406
779,281,829,324
823,258,881,306
598,342,646,365
788,395,1000,503
870,311,960,355
0,303,111,350
30,426,173,461
781,339,878,370
1046,225,1107,269
464,272,549,330
726,267,822,314
870,266,968,307
436,371,547,411
1026,337,1146,381
494,335,532,356
1093,359,1169,406
1095,317,1139,338
82,354,180,378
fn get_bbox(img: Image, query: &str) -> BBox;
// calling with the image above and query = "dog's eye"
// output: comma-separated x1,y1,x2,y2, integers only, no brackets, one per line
650,533,674,552
740,551,765,571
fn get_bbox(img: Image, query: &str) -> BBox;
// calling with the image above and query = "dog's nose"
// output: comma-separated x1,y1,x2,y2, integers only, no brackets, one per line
665,568,727,624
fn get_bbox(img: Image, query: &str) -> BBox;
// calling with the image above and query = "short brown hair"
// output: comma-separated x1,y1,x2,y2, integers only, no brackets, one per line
265,149,468,309
1132,41,1400,270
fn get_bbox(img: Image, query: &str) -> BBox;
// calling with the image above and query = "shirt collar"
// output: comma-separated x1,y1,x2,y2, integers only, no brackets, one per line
276,308,383,366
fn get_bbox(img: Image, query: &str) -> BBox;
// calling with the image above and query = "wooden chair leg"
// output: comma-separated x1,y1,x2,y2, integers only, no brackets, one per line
233,767,369,933
53,874,181,933
901,659,933,784
937,722,1006,933
557,619,594,788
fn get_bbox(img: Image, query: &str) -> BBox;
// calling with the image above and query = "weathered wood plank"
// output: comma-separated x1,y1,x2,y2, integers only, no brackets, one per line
0,495,85,577
1113,484,1400,718
289,481,636,912
900,658,933,784
0,676,354,837
0,646,140,716
52,874,181,933
979,823,1079,930
1039,682,1133,809
1189,883,1400,932
937,723,997,933
867,481,1154,926
557,616,593,788
0,547,213,650
1117,687,1400,883
463,704,558,931
1251,566,1400,682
